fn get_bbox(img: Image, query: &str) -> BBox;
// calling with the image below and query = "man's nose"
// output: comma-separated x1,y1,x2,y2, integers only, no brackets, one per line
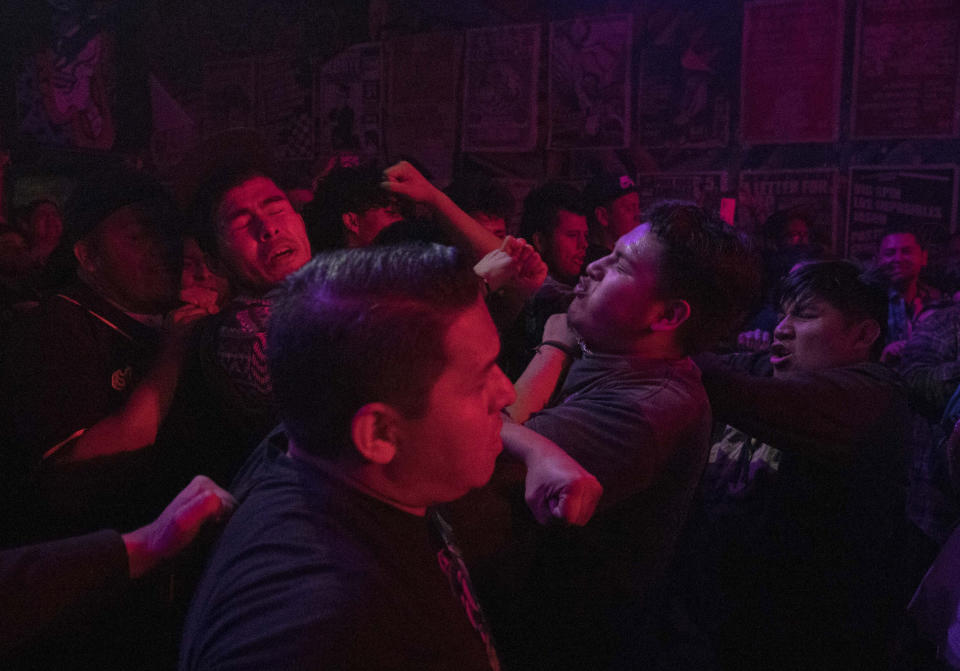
494,368,517,410
255,216,280,241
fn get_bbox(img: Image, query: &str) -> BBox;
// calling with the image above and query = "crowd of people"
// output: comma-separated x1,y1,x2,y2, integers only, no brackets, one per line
2,150,960,671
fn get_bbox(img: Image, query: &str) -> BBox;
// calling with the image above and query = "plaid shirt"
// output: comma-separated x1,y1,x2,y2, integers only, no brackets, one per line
888,281,944,343
900,303,960,419
214,294,273,412
899,303,960,544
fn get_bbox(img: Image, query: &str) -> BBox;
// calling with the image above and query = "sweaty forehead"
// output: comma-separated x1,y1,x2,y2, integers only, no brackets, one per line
616,222,658,260
218,177,286,218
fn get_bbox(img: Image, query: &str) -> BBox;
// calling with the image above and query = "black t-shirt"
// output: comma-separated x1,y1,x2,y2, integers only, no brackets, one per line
181,433,498,671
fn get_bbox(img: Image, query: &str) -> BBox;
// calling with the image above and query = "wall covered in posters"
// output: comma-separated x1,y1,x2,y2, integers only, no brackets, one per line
5,0,960,273
851,0,960,139
738,169,841,251
740,0,844,144
462,23,540,153
314,42,383,168
257,55,313,161
635,172,728,211
847,165,958,263
16,5,119,150
548,14,632,150
202,58,256,138
635,1,737,149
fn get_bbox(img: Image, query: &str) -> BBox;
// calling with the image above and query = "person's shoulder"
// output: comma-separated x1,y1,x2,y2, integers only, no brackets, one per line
916,301,960,329
844,359,899,380
184,458,382,665
564,354,710,423
811,361,903,395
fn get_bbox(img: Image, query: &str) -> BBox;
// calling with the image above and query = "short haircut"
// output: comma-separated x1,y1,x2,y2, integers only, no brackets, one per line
519,182,585,241
303,165,394,251
779,260,888,359
645,200,760,353
268,243,481,459
191,164,276,260
444,174,514,220
880,220,924,248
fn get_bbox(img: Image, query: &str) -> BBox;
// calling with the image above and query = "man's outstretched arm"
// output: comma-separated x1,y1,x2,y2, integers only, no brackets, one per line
500,419,602,526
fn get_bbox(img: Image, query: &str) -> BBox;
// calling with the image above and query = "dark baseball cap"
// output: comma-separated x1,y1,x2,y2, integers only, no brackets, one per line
582,172,638,210
65,168,180,245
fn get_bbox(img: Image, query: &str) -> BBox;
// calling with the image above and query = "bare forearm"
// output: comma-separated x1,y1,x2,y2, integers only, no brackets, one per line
507,346,569,423
429,190,502,259
63,344,188,462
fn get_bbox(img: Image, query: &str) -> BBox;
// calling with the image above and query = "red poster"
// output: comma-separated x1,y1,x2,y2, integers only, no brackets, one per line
852,0,960,139
740,0,843,144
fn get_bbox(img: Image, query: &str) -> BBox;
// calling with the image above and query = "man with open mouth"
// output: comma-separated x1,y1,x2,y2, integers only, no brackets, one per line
684,260,920,671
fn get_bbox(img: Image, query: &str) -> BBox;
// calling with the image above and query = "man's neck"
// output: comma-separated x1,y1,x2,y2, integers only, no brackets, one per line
287,442,427,517
585,336,684,361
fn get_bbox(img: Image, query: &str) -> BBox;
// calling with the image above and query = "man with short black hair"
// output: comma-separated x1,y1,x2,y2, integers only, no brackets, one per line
684,261,916,670
304,164,403,250
876,223,943,363
478,201,760,670
180,243,599,671
499,183,589,378
189,162,529,453
445,173,515,240
188,167,314,449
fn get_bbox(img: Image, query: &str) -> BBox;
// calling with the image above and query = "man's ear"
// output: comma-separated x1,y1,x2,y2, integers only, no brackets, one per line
350,403,401,465
341,212,361,235
650,299,691,332
531,231,545,255
73,240,97,274
853,319,882,353
594,206,609,229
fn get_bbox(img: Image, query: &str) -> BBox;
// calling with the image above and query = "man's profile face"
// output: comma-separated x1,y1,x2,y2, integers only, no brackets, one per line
216,176,312,293
603,191,641,239
540,210,588,283
568,223,665,354
769,296,869,377
389,299,516,505
86,204,179,313
877,232,926,286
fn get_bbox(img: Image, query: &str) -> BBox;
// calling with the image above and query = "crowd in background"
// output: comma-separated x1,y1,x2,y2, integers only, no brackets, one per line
3,147,960,671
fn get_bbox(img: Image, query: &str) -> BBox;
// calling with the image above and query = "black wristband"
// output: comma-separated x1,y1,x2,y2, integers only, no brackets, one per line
537,340,577,358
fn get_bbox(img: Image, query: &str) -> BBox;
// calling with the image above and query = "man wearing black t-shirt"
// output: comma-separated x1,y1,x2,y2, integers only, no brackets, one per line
181,243,600,671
